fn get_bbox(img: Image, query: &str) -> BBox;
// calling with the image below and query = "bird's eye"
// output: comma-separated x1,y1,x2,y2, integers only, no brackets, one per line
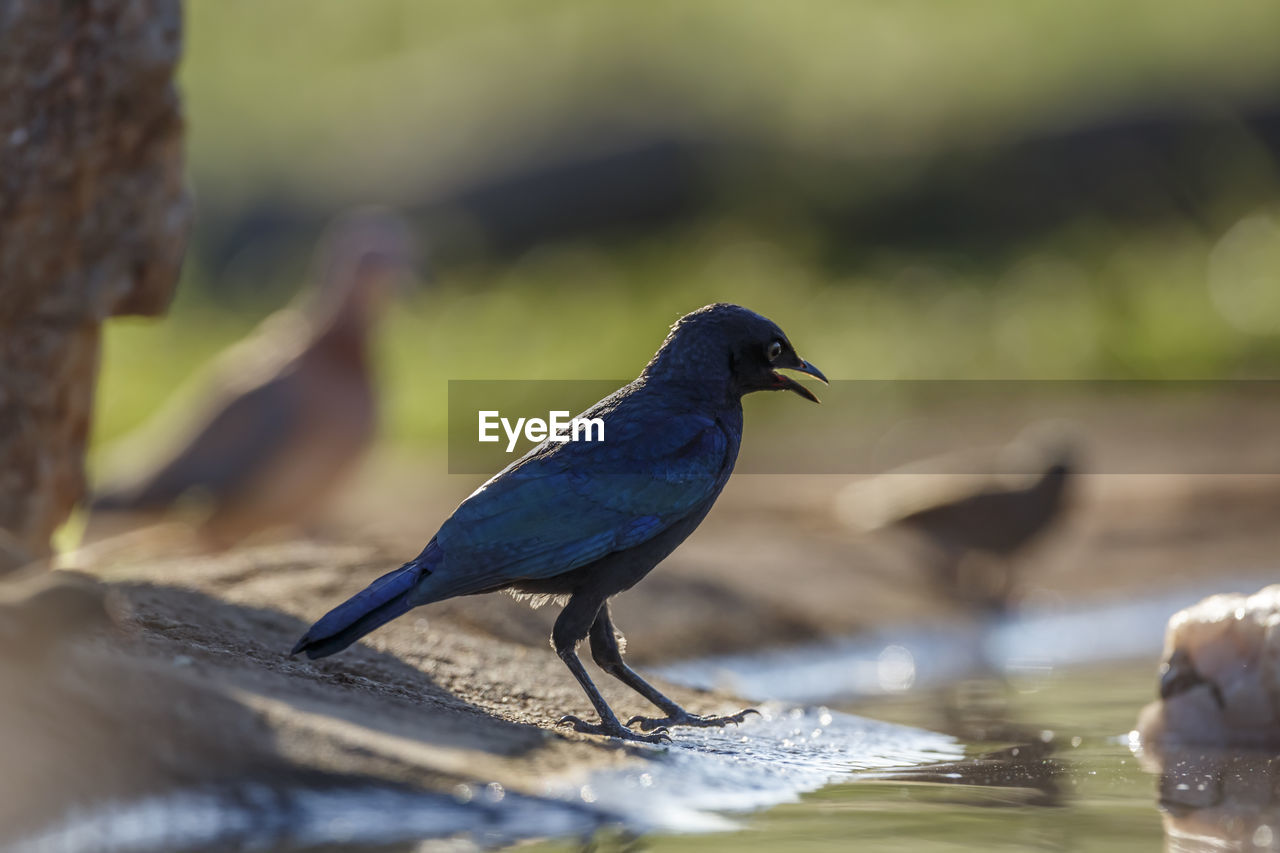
767,340,783,361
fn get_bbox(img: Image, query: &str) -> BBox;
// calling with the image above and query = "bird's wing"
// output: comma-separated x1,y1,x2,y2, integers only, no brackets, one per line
431,404,731,595
93,369,305,510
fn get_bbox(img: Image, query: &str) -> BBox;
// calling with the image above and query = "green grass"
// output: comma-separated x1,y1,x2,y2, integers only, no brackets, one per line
181,0,1280,206
93,2,1280,453
96,215,1280,452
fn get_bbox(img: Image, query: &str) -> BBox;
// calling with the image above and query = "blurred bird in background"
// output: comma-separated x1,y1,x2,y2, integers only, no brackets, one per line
839,434,1076,614
85,208,416,551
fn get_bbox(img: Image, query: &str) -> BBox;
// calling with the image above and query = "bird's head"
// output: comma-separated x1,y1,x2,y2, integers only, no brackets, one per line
645,303,827,403
311,207,418,323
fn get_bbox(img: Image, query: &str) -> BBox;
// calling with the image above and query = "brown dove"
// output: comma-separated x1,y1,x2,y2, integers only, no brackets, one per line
88,208,415,549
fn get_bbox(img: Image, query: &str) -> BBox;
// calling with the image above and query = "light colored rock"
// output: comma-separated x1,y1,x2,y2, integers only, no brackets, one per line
1138,584,1280,747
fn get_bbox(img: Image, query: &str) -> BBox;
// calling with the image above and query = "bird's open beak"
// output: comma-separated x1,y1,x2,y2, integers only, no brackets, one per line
1159,649,1224,707
772,359,828,403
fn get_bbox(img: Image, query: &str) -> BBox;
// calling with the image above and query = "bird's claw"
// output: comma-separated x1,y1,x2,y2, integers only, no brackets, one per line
557,714,672,744
627,707,760,732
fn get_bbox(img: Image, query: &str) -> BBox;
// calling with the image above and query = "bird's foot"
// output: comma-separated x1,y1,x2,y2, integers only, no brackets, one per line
558,714,672,744
627,707,760,732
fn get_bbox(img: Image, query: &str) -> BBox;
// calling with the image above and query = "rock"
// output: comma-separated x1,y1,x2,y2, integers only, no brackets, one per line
1138,585,1280,748
0,569,119,662
0,0,189,561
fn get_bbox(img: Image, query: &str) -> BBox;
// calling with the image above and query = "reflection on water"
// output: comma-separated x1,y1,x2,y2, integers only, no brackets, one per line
628,582,1280,852
554,706,961,834
1141,747,1280,852
600,665,1217,853
862,739,1068,808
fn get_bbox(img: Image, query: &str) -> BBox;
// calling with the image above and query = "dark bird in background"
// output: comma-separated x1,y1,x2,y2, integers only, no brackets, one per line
293,304,826,742
839,439,1075,613
87,208,415,550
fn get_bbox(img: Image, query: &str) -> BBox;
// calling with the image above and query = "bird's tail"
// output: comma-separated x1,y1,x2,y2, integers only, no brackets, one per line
291,542,438,659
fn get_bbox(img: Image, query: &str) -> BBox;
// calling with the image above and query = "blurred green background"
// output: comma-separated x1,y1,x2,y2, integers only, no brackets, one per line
97,0,1280,454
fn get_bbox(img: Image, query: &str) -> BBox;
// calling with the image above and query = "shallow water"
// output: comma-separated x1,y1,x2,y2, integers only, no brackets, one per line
549,705,962,834
529,663,1174,853
606,578,1280,853
654,576,1271,701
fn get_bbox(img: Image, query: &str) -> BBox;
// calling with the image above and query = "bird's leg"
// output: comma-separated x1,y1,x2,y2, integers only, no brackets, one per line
553,595,670,743
588,605,758,733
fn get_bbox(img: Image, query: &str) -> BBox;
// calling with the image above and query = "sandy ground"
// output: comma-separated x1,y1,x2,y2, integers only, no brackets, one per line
0,541,699,842
4,395,1280,844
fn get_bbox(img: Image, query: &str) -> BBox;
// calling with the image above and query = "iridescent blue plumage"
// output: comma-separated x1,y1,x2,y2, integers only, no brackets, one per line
430,400,733,595
293,303,825,741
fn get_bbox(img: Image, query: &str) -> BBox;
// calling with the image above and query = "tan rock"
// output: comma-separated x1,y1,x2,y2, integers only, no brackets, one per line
1138,585,1280,747
0,0,188,561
